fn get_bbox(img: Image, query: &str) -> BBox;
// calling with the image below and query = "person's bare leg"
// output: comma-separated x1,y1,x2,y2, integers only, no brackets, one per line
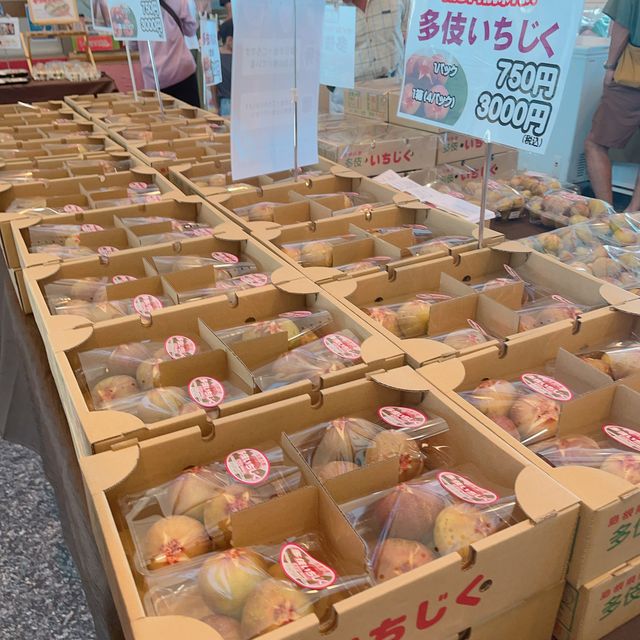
626,168,640,212
585,133,613,204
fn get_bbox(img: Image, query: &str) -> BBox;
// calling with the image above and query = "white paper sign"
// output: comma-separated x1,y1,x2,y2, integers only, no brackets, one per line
397,0,583,154
231,0,324,180
320,3,356,89
107,0,166,42
0,17,21,49
201,18,222,86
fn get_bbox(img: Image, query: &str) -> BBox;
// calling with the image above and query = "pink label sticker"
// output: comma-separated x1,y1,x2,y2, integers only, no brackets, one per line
98,246,119,257
416,292,451,302
279,310,313,319
144,194,163,203
132,294,163,315
164,335,197,360
378,406,427,428
191,227,214,237
225,448,271,485
603,425,640,453
322,333,361,360
188,376,225,408
503,264,522,281
521,373,573,402
239,273,269,287
63,204,85,213
80,224,103,233
128,181,149,191
552,294,574,306
279,543,337,590
437,472,499,505
211,251,239,264
111,275,137,284
467,319,488,337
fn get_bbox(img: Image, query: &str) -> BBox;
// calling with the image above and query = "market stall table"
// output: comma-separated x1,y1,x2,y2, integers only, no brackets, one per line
0,74,117,105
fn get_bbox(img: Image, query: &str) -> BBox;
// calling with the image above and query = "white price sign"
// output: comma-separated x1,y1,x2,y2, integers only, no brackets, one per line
397,0,583,154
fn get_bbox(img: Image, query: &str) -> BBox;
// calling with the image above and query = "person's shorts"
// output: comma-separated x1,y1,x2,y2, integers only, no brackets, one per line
590,82,640,149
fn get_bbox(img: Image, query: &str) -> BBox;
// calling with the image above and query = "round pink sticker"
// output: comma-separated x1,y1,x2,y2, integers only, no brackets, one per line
279,310,313,319
378,406,427,429
132,294,163,315
80,224,103,233
521,373,573,402
603,425,640,453
188,376,225,408
240,273,269,287
322,333,361,360
211,251,239,264
279,543,337,590
98,246,119,257
144,195,163,203
225,448,271,485
128,181,149,191
164,335,197,360
111,275,137,284
63,204,85,213
437,472,499,505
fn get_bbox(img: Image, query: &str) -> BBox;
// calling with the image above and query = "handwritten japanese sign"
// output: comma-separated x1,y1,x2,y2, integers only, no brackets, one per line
107,0,166,42
320,3,356,89
200,18,222,87
398,0,583,154
231,0,324,180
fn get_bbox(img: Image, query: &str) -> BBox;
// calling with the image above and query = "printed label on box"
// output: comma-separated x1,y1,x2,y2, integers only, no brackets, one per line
378,406,428,428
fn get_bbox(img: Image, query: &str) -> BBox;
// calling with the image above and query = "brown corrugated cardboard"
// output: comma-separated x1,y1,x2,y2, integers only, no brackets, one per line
79,370,578,640
128,138,231,174
418,307,640,588
343,79,402,121
0,168,182,271
47,282,404,455
555,556,640,640
0,120,98,141
0,151,134,176
324,245,629,367
65,92,195,120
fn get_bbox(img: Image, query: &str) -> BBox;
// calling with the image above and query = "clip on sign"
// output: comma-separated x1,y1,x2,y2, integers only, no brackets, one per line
398,0,583,247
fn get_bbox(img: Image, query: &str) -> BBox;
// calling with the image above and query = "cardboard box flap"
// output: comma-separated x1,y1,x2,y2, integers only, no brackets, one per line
300,266,349,283
369,366,430,392
330,165,362,180
248,221,285,240
270,266,313,287
360,334,406,364
323,278,358,299
515,465,578,522
274,278,322,295
493,241,532,254
48,318,95,349
615,298,640,317
417,358,469,390
601,283,637,307
80,445,140,495
132,616,223,640
402,338,458,365
553,466,640,508
82,411,148,460
209,222,250,243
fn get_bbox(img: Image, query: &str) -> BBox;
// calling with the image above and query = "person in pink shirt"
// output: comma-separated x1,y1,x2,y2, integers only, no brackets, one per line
137,0,200,107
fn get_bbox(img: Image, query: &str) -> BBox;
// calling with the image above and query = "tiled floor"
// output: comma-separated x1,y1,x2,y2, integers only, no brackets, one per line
0,439,96,639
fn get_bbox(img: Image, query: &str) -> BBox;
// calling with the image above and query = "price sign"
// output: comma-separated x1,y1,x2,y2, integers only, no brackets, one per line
107,0,166,41
201,18,222,86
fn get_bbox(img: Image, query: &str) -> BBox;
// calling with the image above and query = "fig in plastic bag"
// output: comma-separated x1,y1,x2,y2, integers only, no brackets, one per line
106,342,152,377
367,307,401,336
300,242,333,267
602,351,640,380
471,379,517,417
167,467,222,520
240,578,313,639
374,538,435,583
92,375,139,408
137,387,191,423
396,300,430,338
547,435,600,464
600,453,640,485
373,484,445,542
311,423,356,467
201,613,242,640
509,395,559,444
579,356,612,377
365,431,423,481
70,278,107,303
203,484,260,546
313,461,359,483
136,356,164,390
144,515,211,570
433,503,499,556
490,415,521,441
198,548,268,617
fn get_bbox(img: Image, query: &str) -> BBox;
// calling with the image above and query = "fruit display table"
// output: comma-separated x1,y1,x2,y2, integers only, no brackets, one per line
0,74,117,105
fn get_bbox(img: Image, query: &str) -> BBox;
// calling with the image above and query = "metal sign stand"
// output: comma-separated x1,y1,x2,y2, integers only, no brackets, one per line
124,42,138,101
477,141,493,249
291,0,299,181
147,41,165,117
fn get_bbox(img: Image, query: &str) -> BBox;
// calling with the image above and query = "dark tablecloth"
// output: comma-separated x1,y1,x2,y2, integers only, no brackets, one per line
0,218,639,640
0,74,117,105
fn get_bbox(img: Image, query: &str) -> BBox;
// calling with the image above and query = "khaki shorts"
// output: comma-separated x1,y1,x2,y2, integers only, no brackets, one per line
590,82,640,149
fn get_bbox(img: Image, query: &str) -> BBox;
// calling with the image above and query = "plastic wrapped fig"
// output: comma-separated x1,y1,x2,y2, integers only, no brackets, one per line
280,235,356,268
144,515,211,570
233,202,283,222
335,256,392,274
508,171,564,199
289,408,449,483
578,338,640,381
151,253,257,279
407,235,474,257
178,273,272,303
52,292,172,321
363,297,433,339
517,298,586,332
527,189,613,228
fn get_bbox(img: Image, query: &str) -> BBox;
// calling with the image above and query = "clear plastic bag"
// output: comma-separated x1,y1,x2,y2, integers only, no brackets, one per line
430,326,492,350
407,235,474,257
137,227,215,246
152,254,258,278
53,293,172,321
178,273,272,303
459,375,575,445
215,310,332,349
122,442,302,571
507,172,567,199
281,235,357,267
459,179,525,216
335,256,391,274
289,409,449,484
527,190,613,228
578,338,640,381
27,223,105,248
29,244,98,259
341,469,517,579
363,297,435,338
253,330,363,391
516,297,586,332
522,223,602,262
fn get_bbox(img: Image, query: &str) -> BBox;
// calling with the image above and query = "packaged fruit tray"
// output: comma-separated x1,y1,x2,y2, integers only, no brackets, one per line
80,369,578,640
526,190,613,228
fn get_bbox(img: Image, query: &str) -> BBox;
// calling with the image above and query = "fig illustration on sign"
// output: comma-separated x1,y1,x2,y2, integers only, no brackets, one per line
106,0,166,41
398,0,583,154
91,0,113,32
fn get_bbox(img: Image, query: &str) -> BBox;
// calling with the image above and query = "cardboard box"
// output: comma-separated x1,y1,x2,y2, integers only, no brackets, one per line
324,244,621,367
344,79,402,121
0,108,81,128
79,369,578,639
65,92,198,120
0,134,122,163
46,281,404,455
317,119,438,177
0,120,98,142
555,556,640,640
0,151,134,178
128,138,231,174
418,304,640,588
250,202,503,284
0,168,182,271
204,165,398,232
0,100,68,115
